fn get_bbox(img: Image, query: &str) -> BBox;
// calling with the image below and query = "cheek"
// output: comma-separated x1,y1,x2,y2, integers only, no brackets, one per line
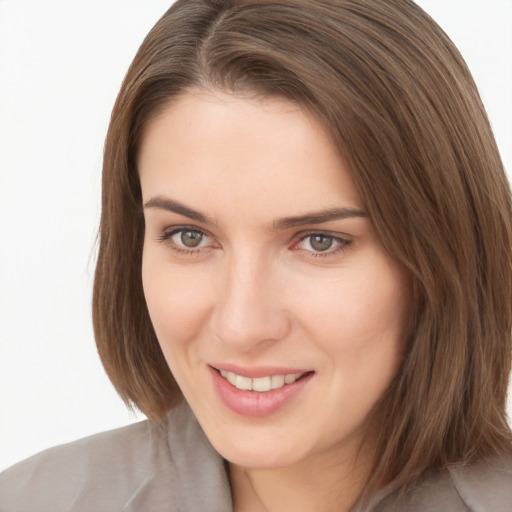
294,264,406,351
338,265,407,399
289,254,408,412
141,251,212,354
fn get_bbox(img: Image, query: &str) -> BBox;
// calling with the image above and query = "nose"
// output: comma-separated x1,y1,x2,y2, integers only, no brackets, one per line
209,250,291,352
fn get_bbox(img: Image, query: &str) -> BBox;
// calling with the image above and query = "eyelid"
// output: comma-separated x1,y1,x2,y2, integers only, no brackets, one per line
293,228,353,245
157,225,218,253
292,230,353,257
156,225,353,258
159,224,207,238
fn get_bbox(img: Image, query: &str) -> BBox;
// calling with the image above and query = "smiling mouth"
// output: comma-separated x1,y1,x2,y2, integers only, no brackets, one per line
210,366,315,416
214,368,312,392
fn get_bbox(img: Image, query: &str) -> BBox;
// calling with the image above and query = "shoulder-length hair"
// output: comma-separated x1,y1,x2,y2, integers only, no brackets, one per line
93,0,512,489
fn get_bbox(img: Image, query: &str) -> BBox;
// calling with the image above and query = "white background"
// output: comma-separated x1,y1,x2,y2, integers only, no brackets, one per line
0,1,511,471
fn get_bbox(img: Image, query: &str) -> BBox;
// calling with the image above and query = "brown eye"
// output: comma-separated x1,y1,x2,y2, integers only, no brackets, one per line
159,227,216,255
295,233,351,257
180,230,203,247
309,235,334,252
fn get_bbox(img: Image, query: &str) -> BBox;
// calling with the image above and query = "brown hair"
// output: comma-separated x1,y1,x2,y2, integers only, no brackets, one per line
93,0,512,489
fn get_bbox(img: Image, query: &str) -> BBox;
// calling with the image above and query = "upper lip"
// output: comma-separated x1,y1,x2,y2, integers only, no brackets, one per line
209,363,313,379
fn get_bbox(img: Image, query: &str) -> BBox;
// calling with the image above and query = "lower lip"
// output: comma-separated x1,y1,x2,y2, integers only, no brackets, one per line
209,366,314,417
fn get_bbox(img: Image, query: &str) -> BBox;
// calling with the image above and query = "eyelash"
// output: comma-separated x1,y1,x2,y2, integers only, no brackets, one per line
157,227,214,256
295,233,352,258
157,227,352,259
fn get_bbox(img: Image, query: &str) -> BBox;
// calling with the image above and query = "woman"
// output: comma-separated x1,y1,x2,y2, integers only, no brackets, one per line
2,0,511,510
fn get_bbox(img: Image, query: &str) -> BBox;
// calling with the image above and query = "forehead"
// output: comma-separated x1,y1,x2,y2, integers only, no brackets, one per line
137,90,363,217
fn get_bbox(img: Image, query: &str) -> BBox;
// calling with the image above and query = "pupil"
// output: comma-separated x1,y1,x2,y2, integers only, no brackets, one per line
310,235,333,251
181,231,202,248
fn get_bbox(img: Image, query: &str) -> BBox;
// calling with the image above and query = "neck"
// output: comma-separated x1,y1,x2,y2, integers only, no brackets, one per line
229,441,373,512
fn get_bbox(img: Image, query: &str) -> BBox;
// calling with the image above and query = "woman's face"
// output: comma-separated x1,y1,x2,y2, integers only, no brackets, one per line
139,90,408,469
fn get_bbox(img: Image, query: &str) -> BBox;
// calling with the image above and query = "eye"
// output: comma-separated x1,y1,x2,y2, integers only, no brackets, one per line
158,227,215,254
174,229,205,248
295,233,351,256
307,235,335,252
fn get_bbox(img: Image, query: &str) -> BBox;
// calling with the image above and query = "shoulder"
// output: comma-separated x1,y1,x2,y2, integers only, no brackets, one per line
0,415,170,511
0,401,232,512
447,453,512,511
368,453,512,512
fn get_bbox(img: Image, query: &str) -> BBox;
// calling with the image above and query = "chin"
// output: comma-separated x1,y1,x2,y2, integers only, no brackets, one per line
209,433,310,469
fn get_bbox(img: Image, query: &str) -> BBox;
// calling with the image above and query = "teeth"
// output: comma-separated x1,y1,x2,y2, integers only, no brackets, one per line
271,375,285,389
253,376,271,392
285,374,298,384
235,375,252,391
219,370,305,392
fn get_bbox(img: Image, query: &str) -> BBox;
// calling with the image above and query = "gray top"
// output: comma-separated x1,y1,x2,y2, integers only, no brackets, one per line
1,401,511,511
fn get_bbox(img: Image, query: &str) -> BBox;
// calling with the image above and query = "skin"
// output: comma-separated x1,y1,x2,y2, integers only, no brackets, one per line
139,90,408,512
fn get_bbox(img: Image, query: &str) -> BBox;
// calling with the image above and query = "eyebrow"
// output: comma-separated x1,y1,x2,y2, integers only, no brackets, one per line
144,195,366,229
273,207,367,230
144,196,215,224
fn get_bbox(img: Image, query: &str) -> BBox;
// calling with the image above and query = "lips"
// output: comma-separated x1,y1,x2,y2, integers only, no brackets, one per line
209,365,314,417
